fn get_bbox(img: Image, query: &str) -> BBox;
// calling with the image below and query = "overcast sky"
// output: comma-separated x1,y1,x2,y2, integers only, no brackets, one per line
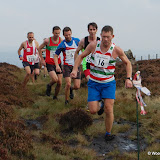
1,0,160,61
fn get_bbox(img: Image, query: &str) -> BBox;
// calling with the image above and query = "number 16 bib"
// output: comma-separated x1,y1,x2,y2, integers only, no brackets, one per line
94,53,110,68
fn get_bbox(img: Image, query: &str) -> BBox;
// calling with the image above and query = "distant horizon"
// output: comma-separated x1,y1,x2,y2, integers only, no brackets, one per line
1,49,159,68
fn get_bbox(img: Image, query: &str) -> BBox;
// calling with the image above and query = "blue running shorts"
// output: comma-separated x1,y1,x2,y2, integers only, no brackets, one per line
87,79,116,102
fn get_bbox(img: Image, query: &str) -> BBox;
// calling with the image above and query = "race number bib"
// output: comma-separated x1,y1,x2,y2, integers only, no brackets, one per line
27,55,35,63
50,50,55,58
66,49,75,59
27,48,31,52
94,53,110,68
86,54,91,63
34,54,39,63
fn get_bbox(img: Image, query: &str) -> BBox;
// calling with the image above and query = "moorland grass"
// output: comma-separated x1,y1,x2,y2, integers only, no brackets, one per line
11,68,160,160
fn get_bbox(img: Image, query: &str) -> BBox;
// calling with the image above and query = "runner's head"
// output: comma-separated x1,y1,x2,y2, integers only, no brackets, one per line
101,25,114,47
27,32,34,43
63,27,72,42
88,22,98,37
52,26,61,38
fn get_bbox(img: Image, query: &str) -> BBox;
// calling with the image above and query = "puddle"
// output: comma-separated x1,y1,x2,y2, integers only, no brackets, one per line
22,116,48,130
90,120,147,156
25,119,43,130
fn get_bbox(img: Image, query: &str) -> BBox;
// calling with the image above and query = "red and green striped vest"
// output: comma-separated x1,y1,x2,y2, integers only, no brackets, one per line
90,41,116,83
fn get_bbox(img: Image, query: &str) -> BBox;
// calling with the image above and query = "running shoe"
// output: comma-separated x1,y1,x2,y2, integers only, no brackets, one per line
97,100,104,115
53,96,58,100
69,87,74,99
34,74,37,80
46,84,51,96
105,134,115,141
65,100,69,105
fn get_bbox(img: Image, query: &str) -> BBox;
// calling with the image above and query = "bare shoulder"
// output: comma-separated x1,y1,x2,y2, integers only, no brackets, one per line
87,41,97,52
60,37,63,42
21,41,27,48
80,38,85,44
114,45,124,56
34,40,39,47
114,45,130,63
89,41,97,47
78,38,85,47
44,38,49,45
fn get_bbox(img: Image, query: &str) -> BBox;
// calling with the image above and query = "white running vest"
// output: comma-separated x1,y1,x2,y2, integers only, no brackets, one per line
64,40,78,66
90,41,116,83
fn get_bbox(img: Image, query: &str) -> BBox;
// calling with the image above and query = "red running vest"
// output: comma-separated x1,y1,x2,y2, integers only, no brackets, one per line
45,37,61,65
23,40,37,65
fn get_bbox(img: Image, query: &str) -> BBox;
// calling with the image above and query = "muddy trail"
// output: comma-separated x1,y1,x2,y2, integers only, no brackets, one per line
90,119,147,157
24,114,147,157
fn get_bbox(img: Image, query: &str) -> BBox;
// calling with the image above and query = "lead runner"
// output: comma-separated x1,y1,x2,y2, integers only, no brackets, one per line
71,25,133,141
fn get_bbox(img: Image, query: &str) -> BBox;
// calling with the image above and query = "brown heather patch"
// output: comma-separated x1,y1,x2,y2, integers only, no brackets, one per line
40,133,64,145
40,133,66,155
115,59,160,96
0,63,34,107
0,120,33,154
0,145,11,160
0,102,14,120
0,63,35,159
0,63,20,72
59,108,93,131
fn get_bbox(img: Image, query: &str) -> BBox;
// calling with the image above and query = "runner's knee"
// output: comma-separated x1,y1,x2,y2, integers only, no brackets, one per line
51,77,58,83
74,84,80,90
57,80,62,87
89,104,99,114
104,107,113,115
89,108,98,114
66,82,71,89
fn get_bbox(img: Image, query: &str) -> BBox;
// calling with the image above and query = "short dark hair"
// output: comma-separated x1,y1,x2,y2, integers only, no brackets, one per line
88,22,98,30
52,26,61,32
27,32,34,36
63,27,72,35
101,25,113,35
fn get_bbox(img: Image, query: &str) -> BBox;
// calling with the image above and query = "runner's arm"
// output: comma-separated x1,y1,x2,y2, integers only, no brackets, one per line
74,38,84,61
18,42,24,60
116,46,133,88
71,42,96,78
54,44,64,73
37,39,48,65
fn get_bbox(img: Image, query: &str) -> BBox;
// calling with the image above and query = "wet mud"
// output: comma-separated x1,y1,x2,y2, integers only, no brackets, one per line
90,120,147,156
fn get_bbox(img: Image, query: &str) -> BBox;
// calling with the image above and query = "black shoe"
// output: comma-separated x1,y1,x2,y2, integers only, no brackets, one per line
53,96,58,100
97,100,104,115
105,134,115,141
65,100,69,105
46,84,51,96
69,87,74,99
34,74,37,80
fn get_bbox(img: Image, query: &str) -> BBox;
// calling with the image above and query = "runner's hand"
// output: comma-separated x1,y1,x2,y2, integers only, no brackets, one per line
41,59,46,66
56,66,62,73
19,57,23,60
125,79,133,88
70,70,77,78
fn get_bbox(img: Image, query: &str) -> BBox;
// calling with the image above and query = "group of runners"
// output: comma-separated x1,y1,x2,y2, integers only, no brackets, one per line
18,22,133,141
